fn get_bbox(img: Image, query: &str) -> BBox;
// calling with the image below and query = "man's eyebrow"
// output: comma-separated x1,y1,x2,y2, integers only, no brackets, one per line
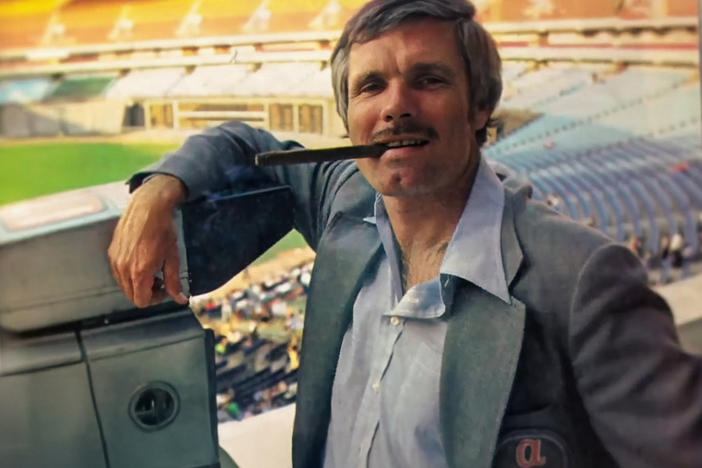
349,71,385,91
352,71,384,85
410,62,456,78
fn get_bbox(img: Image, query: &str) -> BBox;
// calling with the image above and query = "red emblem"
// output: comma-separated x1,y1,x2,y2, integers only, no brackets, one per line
515,438,547,468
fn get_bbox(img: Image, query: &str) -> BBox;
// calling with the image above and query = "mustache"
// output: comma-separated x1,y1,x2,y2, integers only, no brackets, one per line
370,120,439,143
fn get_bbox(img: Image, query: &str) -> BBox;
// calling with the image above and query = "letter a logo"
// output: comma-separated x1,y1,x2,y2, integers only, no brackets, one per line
515,438,547,468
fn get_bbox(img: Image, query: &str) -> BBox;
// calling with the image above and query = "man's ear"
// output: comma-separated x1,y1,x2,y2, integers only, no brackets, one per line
471,108,491,130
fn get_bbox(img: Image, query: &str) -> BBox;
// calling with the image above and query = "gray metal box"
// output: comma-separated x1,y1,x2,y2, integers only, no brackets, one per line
0,330,106,468
82,311,219,468
0,183,188,332
0,182,226,468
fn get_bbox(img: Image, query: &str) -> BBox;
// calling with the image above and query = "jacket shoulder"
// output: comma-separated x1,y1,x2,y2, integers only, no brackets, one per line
506,183,613,284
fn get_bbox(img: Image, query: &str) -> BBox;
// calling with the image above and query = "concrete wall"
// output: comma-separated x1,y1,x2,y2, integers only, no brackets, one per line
0,100,126,138
0,105,32,138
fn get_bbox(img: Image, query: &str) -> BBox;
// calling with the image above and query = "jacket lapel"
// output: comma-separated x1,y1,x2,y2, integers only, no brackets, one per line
440,186,526,467
292,213,382,468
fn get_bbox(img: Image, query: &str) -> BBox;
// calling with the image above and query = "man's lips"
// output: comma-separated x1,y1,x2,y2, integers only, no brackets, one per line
374,137,431,152
384,139,430,149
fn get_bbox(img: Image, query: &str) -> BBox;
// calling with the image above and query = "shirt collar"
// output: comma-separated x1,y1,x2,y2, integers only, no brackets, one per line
441,158,510,303
362,192,382,225
364,158,510,305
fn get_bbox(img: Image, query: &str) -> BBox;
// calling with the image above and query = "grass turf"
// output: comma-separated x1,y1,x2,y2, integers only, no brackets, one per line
0,141,178,204
0,140,308,262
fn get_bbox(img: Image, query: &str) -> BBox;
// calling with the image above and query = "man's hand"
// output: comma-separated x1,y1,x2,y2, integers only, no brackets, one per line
108,174,189,308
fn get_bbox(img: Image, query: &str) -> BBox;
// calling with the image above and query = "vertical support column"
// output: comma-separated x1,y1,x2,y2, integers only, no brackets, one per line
144,101,152,130
172,100,180,130
292,101,300,134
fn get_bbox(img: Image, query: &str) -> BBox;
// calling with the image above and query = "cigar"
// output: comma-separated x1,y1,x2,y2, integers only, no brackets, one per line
255,144,386,166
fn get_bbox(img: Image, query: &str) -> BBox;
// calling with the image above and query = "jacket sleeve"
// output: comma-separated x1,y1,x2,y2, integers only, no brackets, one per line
569,242,702,468
128,121,359,250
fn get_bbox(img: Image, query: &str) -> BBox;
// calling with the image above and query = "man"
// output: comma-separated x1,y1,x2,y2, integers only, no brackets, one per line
109,1,702,467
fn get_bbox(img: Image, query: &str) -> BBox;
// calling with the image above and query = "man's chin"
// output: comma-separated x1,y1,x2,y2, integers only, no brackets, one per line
364,168,441,198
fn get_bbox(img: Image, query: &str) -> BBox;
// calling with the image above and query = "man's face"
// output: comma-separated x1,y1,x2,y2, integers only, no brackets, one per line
347,19,488,199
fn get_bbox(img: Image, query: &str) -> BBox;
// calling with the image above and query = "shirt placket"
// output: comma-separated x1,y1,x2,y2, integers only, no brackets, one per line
356,311,405,467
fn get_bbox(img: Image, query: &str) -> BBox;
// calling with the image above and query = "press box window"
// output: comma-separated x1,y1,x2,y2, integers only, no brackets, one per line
149,103,174,128
298,104,323,134
269,104,293,132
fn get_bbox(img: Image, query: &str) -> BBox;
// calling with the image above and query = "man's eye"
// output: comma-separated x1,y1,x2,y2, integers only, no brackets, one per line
416,75,447,88
417,76,445,87
359,82,383,94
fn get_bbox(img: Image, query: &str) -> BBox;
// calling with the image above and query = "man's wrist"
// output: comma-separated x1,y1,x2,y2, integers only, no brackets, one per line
140,174,188,206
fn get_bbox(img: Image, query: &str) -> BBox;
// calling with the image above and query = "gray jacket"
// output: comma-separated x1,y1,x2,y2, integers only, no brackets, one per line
134,122,702,468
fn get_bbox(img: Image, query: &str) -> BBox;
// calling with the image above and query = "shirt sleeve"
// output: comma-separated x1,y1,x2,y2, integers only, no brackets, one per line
569,242,702,468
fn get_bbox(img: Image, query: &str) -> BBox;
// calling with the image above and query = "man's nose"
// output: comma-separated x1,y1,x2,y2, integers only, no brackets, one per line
382,82,415,123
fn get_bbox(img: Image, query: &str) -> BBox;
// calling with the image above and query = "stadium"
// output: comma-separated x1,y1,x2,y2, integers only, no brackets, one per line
0,0,701,467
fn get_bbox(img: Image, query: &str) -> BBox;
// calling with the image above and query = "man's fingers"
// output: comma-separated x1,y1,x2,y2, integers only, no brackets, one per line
163,246,188,304
131,264,158,308
120,270,135,304
108,244,135,303
108,255,125,297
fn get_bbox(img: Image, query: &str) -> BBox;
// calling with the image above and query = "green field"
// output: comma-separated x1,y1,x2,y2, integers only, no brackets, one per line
0,140,307,262
0,141,178,204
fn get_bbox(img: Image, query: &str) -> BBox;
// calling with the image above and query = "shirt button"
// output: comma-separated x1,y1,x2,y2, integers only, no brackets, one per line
371,381,380,392
390,316,401,326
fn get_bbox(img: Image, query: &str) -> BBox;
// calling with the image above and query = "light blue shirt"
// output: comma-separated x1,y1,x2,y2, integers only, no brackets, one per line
323,159,510,468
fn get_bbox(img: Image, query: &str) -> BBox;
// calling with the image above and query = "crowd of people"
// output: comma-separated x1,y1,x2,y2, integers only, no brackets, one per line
192,261,312,423
625,222,702,284
545,193,702,284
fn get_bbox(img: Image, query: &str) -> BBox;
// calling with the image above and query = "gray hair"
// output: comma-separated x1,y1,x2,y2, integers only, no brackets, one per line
330,0,502,145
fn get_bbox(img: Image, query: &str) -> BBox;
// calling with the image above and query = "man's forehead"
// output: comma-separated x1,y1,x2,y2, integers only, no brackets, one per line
347,19,461,75
349,18,455,51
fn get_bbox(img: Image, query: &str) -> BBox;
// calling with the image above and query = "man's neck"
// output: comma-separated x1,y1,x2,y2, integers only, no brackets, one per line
383,161,480,289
